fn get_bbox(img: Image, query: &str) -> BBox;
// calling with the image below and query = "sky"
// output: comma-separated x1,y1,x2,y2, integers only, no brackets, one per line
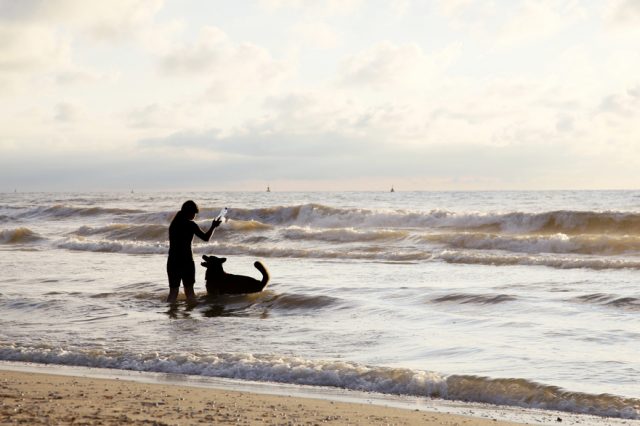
1,0,639,192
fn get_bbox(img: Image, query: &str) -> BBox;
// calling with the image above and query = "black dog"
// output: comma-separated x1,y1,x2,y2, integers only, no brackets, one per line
201,255,270,295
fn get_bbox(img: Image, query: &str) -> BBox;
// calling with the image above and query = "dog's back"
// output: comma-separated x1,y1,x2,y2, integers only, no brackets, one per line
202,255,269,295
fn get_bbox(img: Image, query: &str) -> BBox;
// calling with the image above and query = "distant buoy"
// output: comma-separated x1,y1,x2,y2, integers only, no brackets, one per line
266,186,271,192
390,186,395,193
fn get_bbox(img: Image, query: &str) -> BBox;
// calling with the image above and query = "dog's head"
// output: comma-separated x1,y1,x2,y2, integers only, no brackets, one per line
201,255,226,275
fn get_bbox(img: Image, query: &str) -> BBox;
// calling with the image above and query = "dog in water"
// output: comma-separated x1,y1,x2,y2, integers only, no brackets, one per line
201,255,270,295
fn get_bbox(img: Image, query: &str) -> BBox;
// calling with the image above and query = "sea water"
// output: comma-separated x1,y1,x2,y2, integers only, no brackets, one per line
0,191,639,419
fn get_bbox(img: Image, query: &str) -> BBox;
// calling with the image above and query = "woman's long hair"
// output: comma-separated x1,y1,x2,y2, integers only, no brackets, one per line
170,200,199,226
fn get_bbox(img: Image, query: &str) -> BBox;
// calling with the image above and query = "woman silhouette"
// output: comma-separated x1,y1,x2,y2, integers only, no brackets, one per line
166,200,220,303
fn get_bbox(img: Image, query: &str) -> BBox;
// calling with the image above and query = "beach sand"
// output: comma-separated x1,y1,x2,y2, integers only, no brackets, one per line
0,369,529,425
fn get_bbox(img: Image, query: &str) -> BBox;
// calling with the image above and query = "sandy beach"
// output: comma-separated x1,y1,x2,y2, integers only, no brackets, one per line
0,368,531,425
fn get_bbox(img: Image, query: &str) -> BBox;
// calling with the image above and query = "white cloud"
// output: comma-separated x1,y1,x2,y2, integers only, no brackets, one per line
291,21,339,49
0,24,70,74
597,86,640,117
1,1,639,190
605,0,640,26
337,41,460,90
159,26,293,103
54,101,84,123
495,1,587,48
438,0,587,48
389,0,411,17
126,103,175,129
159,26,229,74
259,0,363,17
0,0,164,95
436,0,497,33
0,0,164,42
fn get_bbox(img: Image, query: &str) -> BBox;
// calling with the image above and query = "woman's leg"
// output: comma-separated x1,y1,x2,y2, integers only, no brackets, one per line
183,261,197,304
167,261,181,303
166,287,179,303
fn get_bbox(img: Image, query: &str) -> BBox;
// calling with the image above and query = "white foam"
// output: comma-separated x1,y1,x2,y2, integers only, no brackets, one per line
57,238,168,254
424,232,640,255
0,345,637,419
437,250,640,270
231,205,640,234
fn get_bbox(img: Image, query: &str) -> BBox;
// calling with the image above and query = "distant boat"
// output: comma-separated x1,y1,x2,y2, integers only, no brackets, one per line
390,186,395,193
266,186,271,192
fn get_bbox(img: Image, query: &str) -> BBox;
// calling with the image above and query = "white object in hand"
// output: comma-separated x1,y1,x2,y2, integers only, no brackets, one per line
216,207,228,222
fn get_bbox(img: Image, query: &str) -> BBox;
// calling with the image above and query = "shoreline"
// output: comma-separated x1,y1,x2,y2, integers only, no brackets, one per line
2,362,637,425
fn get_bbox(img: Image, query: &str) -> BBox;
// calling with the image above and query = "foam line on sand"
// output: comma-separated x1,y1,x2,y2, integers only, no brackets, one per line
0,362,636,425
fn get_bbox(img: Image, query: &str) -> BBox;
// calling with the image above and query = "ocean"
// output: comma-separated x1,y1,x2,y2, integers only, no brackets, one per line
1,191,639,420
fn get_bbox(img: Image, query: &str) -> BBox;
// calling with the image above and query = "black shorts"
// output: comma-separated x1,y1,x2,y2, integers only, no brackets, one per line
167,259,195,288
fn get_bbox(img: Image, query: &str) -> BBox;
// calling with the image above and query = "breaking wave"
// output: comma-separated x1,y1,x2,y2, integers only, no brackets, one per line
423,232,640,255
57,238,168,254
71,224,168,241
282,226,408,243
53,236,640,271
229,205,640,235
436,250,640,270
8,202,640,236
13,201,640,271
18,204,143,219
0,227,43,244
0,345,637,419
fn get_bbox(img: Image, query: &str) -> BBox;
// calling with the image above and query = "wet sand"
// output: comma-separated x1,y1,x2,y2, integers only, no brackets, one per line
0,369,527,425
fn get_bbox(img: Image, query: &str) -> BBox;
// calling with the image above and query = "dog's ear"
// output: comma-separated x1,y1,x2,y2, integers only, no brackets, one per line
220,257,227,263
201,262,208,267
202,255,209,261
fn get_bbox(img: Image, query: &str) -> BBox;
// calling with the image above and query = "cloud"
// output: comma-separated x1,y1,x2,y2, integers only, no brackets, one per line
50,67,114,86
158,26,292,102
438,0,586,48
596,85,640,119
291,21,339,49
0,24,70,74
159,26,228,74
124,102,200,130
389,0,411,17
53,102,82,123
259,0,363,17
495,1,587,48
337,41,460,90
0,0,164,42
131,120,588,190
606,0,640,26
0,0,162,94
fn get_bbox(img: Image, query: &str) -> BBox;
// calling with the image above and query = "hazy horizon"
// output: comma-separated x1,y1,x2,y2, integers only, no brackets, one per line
1,0,639,192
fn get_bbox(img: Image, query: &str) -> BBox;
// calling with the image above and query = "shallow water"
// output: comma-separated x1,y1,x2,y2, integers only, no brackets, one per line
1,191,639,418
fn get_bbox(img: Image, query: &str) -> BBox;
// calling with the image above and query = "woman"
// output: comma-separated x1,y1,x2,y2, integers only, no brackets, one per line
167,200,221,303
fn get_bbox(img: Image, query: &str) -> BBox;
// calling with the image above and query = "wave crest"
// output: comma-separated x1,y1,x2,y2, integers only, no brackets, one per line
573,293,640,311
431,293,517,305
0,227,43,244
437,250,640,270
72,224,168,241
423,232,640,255
229,205,640,235
19,204,142,219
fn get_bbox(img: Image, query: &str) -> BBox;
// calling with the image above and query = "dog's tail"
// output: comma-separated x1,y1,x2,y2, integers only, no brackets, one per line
253,261,270,286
